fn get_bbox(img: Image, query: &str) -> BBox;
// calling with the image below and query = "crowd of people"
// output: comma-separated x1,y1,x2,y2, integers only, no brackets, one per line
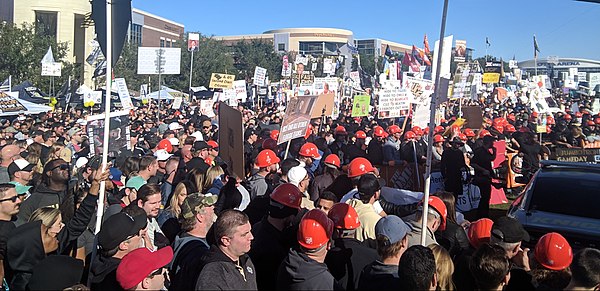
0,83,598,291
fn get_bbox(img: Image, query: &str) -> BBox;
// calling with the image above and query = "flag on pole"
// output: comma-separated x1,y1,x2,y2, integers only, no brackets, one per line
384,44,393,58
41,47,55,64
423,34,431,55
534,35,540,58
486,37,490,47
0,76,11,92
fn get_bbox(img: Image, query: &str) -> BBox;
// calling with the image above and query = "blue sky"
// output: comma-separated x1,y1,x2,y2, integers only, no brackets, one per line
133,0,600,61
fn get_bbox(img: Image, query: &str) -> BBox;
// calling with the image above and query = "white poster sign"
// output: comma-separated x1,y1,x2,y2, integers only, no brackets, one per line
323,58,335,75
253,66,267,86
378,88,410,119
41,62,61,77
137,47,181,75
114,78,134,110
172,96,183,109
233,80,247,102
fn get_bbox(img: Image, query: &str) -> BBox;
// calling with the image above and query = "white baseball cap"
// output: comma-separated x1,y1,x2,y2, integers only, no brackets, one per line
169,122,183,131
191,131,203,141
168,137,180,146
154,149,173,161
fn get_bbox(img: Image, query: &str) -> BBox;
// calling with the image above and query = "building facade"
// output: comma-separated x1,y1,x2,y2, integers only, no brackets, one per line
130,8,184,48
215,27,411,57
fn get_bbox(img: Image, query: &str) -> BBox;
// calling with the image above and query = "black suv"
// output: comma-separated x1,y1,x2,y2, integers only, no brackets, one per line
508,160,600,250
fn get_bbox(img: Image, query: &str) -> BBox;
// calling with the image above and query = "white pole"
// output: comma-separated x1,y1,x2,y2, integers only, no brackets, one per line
189,49,194,93
95,0,112,235
421,0,449,246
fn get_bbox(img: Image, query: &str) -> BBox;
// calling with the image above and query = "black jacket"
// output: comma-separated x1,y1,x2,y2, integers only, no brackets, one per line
435,220,470,260
89,255,122,291
358,260,401,291
325,238,378,291
169,234,210,291
248,217,294,291
17,184,68,224
195,245,257,290
366,139,384,166
277,248,340,291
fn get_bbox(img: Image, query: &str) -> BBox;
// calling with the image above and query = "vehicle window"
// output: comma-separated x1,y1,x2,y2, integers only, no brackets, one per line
530,171,600,219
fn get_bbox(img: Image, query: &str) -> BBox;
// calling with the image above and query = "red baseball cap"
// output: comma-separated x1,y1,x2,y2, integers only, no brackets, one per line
116,246,173,290
207,140,219,149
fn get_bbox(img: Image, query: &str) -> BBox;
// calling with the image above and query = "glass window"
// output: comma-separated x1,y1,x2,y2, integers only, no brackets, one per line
130,23,142,46
530,171,600,219
278,43,285,51
160,39,165,47
35,11,57,38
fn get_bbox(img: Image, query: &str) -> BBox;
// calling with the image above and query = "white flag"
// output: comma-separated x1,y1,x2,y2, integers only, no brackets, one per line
41,46,55,64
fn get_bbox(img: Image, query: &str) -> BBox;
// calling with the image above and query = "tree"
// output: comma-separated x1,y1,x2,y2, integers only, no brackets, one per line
231,39,282,82
0,22,79,95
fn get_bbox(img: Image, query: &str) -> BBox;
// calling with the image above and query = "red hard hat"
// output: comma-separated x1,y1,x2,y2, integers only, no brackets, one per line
405,131,416,139
388,125,402,134
494,124,504,134
373,126,386,138
518,127,531,133
270,130,280,140
270,183,303,209
347,157,375,178
355,130,367,139
493,117,504,126
334,125,348,135
458,133,467,141
299,142,321,159
323,154,341,168
464,128,476,137
411,126,423,136
534,232,573,271
433,134,444,143
507,113,516,121
587,120,595,126
304,124,313,139
423,196,447,231
546,125,552,133
575,112,583,118
564,114,572,121
434,125,444,134
157,139,173,153
468,218,494,249
327,203,360,230
595,117,600,125
207,140,219,149
262,138,278,151
297,209,334,250
479,130,492,138
424,127,430,135
255,149,281,168
531,111,539,118
546,116,555,125
504,124,516,133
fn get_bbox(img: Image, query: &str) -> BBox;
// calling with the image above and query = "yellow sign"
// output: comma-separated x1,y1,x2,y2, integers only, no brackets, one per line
209,73,235,89
351,95,370,117
482,72,500,84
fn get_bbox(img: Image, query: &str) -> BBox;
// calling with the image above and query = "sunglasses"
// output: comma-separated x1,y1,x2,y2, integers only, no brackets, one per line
202,126,211,129
50,164,70,171
0,194,26,203
150,267,166,277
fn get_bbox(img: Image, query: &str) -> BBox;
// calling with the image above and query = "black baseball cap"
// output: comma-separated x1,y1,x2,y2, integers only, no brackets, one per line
193,141,210,151
98,212,147,250
492,216,530,243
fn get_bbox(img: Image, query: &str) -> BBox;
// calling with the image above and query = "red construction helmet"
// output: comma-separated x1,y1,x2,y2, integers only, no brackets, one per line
157,139,173,153
531,111,539,118
575,111,583,118
299,142,321,159
355,130,367,139
423,196,447,231
270,183,303,209
270,130,280,140
595,117,600,125
458,133,468,141
262,138,278,151
434,125,444,134
411,126,423,136
546,116,555,125
373,126,386,138
347,157,375,178
297,209,334,250
534,232,573,271
546,125,552,133
388,125,402,134
327,203,360,230
587,120,595,126
433,134,445,143
467,218,494,249
494,124,504,134
304,124,313,139
405,131,416,139
255,149,280,168
463,128,476,137
507,113,516,122
323,154,341,168
334,125,348,135
479,130,492,138
564,114,572,121
504,124,516,133
424,127,430,135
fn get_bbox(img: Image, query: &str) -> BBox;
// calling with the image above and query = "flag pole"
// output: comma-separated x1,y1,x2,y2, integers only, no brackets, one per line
95,0,112,235
534,35,538,76
421,0,449,246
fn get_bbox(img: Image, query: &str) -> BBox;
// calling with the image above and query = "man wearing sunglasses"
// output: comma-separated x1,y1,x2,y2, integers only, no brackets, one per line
117,246,173,291
16,159,71,224
0,184,22,285
8,158,34,200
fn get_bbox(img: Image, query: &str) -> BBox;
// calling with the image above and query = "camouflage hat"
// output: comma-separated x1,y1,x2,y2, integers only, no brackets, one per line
180,193,218,219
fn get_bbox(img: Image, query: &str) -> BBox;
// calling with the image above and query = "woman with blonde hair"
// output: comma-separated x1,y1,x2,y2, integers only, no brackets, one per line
203,166,224,193
158,180,197,243
429,244,455,291
187,168,205,194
